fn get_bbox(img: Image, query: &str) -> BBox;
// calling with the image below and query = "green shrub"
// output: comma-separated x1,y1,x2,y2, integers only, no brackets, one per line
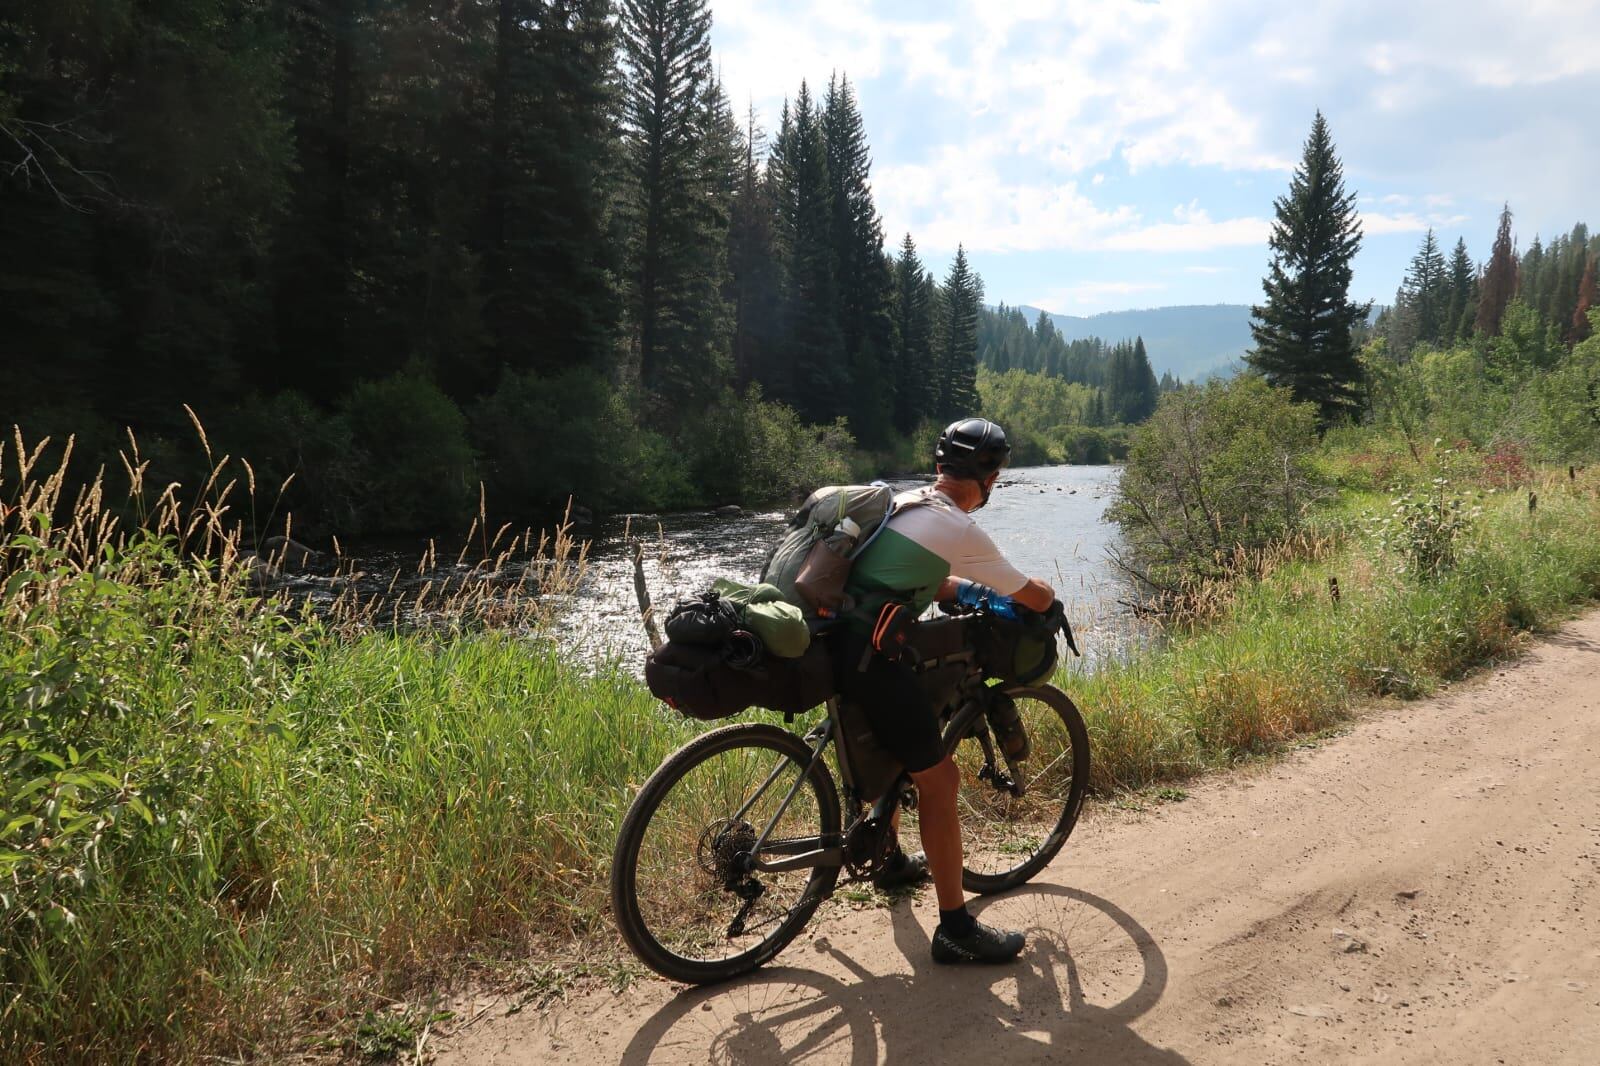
1367,478,1481,579
343,371,476,534
472,367,689,513
220,389,365,536
1107,376,1324,587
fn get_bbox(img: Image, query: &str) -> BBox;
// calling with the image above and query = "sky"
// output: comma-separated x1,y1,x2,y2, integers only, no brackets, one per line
709,0,1600,316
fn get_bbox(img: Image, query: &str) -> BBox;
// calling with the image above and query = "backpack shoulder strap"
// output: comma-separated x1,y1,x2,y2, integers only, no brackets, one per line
848,488,935,561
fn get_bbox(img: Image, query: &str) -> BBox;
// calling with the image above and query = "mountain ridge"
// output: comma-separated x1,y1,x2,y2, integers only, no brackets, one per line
1008,303,1254,382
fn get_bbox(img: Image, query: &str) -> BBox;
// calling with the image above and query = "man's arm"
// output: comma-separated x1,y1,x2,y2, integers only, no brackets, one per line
935,575,1055,613
1010,577,1055,613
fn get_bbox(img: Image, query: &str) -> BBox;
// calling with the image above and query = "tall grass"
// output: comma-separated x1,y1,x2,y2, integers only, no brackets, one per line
3,430,1598,1061
0,432,677,1060
1073,465,1600,790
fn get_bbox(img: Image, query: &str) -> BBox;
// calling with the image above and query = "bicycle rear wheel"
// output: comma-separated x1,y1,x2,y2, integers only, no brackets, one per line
946,684,1090,895
610,722,842,984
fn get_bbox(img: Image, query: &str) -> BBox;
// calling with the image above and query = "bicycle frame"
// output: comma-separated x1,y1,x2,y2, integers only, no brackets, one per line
737,691,996,877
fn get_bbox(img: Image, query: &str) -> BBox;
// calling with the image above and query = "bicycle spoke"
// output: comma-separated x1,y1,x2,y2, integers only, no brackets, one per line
952,687,1088,888
624,731,837,970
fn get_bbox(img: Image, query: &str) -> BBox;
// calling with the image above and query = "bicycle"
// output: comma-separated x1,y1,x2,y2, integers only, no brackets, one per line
611,607,1091,985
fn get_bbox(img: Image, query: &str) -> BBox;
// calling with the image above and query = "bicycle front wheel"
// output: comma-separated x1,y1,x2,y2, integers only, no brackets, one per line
946,684,1090,895
610,722,842,985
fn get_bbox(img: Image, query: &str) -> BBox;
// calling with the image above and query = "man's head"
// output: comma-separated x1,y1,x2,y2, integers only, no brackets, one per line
933,418,1011,511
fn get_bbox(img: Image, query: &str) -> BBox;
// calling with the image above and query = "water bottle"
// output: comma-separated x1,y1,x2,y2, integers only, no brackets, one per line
986,693,1030,761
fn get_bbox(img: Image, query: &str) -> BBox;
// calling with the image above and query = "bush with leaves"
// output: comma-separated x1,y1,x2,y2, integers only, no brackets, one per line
1107,376,1324,589
688,388,855,504
1,530,296,944
472,367,691,514
1368,478,1481,579
343,371,477,534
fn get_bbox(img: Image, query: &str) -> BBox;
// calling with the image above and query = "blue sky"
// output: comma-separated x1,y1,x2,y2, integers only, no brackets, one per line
710,0,1600,316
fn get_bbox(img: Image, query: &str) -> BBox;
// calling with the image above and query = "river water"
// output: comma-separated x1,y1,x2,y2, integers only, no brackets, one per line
551,464,1140,670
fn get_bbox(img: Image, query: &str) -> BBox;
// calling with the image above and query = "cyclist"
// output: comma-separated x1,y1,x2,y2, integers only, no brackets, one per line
833,417,1057,964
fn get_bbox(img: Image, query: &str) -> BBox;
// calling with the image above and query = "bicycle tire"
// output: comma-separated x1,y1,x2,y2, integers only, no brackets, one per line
610,722,842,985
945,683,1090,895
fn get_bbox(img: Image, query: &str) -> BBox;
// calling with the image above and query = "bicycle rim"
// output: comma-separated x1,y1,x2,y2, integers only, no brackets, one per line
948,685,1090,894
612,723,841,984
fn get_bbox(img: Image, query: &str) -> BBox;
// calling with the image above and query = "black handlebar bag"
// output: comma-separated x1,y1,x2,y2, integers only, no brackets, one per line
974,603,1070,684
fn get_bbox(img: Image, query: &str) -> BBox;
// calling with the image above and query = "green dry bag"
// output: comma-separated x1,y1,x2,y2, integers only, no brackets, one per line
710,578,811,658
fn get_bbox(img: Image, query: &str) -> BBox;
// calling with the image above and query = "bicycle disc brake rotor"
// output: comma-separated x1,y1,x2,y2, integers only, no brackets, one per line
698,819,758,887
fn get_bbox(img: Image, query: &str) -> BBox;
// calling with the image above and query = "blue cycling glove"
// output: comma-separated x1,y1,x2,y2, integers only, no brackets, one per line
953,579,1020,620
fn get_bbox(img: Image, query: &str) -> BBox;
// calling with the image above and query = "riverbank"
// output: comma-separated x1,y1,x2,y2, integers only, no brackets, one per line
3,458,1598,1061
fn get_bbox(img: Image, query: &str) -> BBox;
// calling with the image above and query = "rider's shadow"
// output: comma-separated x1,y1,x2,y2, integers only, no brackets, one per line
620,884,1191,1065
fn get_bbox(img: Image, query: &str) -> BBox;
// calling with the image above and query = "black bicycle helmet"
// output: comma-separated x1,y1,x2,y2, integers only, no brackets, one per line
934,417,1011,480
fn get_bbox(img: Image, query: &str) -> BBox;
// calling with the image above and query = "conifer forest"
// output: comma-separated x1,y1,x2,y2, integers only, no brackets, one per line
5,0,1164,536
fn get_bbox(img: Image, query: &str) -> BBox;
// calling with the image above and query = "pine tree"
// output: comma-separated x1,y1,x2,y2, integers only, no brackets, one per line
1571,254,1597,346
936,245,982,419
619,0,731,416
476,0,622,388
1246,111,1370,424
1476,204,1519,337
770,84,844,421
1395,229,1449,351
823,75,896,444
891,233,935,433
1520,236,1546,309
1444,237,1476,345
728,105,782,389
1551,223,1591,338
1126,337,1159,421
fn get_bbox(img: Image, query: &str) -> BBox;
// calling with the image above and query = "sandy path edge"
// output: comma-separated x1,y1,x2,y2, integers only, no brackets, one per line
437,610,1600,1065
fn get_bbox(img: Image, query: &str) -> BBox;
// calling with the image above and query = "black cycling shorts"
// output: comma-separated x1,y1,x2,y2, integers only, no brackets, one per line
829,628,946,773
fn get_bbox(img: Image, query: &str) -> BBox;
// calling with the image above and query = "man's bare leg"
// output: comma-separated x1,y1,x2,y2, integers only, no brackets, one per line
908,755,1025,963
908,756,964,910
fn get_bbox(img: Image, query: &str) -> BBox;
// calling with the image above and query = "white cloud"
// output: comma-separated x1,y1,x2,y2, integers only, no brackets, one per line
1360,210,1471,237
1030,280,1166,312
1102,215,1273,253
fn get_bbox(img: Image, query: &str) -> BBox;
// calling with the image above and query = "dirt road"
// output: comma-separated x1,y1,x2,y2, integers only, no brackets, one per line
438,612,1600,1065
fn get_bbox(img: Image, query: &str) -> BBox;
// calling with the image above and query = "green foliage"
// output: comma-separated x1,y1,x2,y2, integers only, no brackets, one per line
220,390,365,536
620,0,732,418
1077,477,1600,787
342,373,476,534
688,389,856,503
1108,376,1324,586
1367,480,1481,579
935,245,983,420
4,1,972,535
1361,321,1600,463
0,525,702,1060
976,367,1096,463
474,368,677,513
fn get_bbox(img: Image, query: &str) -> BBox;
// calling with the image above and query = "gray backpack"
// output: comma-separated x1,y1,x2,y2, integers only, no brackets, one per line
760,484,931,618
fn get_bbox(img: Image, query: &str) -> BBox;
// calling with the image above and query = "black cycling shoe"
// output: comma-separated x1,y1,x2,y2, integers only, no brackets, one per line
931,919,1026,964
872,849,932,891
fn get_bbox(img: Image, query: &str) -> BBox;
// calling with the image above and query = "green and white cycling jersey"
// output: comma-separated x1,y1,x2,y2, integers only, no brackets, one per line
844,486,1028,627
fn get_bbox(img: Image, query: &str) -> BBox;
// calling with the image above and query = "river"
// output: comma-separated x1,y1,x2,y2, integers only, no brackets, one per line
550,464,1140,670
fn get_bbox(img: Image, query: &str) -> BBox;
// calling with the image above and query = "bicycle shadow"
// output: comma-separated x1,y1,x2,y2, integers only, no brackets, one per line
619,884,1189,1065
